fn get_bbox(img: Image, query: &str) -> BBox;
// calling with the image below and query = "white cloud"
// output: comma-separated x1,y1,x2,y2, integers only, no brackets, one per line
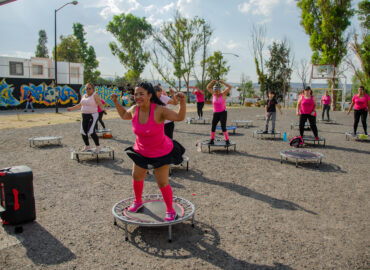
226,40,242,50
162,2,175,13
238,0,281,17
146,15,163,27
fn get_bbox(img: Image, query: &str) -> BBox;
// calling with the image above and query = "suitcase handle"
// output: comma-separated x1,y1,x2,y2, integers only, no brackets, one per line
13,189,19,211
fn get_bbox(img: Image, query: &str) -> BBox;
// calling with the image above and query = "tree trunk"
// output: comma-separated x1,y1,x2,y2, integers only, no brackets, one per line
331,78,336,111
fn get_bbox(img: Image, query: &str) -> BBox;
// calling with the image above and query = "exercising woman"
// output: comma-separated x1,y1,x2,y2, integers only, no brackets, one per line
321,91,331,121
191,87,205,120
297,86,319,140
67,83,105,152
347,86,370,135
96,97,107,130
155,85,178,139
111,82,186,221
206,80,232,145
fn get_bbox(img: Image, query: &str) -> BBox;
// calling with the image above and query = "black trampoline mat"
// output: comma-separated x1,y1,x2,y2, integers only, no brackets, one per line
30,136,62,141
216,126,236,130
282,150,321,159
74,147,113,155
123,200,184,223
201,140,236,146
303,135,325,141
255,130,281,135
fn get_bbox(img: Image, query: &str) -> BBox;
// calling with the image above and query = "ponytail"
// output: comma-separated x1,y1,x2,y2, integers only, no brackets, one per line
137,82,165,106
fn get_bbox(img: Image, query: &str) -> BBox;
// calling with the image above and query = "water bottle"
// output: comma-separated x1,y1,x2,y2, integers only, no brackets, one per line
70,147,74,159
187,117,191,124
196,140,201,152
283,132,287,142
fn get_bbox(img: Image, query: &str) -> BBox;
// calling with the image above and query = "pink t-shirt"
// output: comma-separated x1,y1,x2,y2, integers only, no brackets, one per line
97,99,105,113
132,103,173,158
352,94,370,111
213,94,226,113
300,95,315,115
81,92,98,114
321,95,331,105
194,90,204,103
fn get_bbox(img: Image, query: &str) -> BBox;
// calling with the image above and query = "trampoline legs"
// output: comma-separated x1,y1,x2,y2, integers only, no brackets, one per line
186,161,189,171
168,225,172,242
191,215,195,228
295,159,298,168
125,223,128,241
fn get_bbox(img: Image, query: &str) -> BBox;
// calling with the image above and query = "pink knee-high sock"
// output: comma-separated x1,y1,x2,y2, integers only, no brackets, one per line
210,131,216,139
223,131,229,140
160,185,174,212
133,180,144,203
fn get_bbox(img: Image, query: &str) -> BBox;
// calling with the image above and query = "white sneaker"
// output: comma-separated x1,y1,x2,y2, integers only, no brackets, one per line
94,146,101,152
82,146,90,152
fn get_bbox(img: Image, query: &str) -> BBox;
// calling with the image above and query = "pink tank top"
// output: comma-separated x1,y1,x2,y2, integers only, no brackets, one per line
300,95,315,115
321,95,331,105
195,90,204,103
213,94,226,113
352,94,370,111
97,99,105,113
132,103,173,158
81,92,98,114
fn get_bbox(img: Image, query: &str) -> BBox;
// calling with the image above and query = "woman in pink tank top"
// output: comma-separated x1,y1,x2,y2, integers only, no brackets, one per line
347,86,370,135
191,87,205,120
67,83,105,152
321,91,331,121
206,80,232,145
296,86,319,139
111,82,186,222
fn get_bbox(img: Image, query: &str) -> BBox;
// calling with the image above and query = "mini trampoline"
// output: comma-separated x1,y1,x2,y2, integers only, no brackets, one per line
252,130,281,139
112,194,195,242
187,117,211,124
29,136,62,147
256,114,266,120
318,119,337,124
200,139,236,154
303,135,326,146
72,146,114,163
345,132,369,141
169,155,189,175
231,120,253,128
95,128,112,137
290,122,311,130
216,125,237,134
280,149,323,168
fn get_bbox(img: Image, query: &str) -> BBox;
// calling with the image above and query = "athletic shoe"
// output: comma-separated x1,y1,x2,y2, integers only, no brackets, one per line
262,130,268,134
82,145,91,152
209,139,214,145
271,130,275,134
24,110,27,112
225,139,230,145
128,201,143,213
94,146,101,152
32,110,34,112
315,136,319,140
165,210,178,221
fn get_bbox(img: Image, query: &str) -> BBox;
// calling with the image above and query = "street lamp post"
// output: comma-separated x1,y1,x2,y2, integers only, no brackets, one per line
217,52,239,80
54,1,78,113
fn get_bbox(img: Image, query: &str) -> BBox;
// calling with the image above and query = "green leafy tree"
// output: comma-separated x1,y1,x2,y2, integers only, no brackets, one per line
297,0,354,110
204,51,230,81
53,35,82,63
238,74,254,104
107,13,152,86
73,23,101,84
35,30,49,58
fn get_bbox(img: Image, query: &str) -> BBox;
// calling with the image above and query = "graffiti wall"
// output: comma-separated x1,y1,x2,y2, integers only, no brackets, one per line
0,78,126,110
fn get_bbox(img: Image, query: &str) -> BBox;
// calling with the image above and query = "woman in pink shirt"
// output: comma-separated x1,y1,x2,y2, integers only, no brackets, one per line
206,80,232,145
111,82,186,221
347,86,370,135
296,86,319,139
67,83,105,152
321,91,331,121
191,87,205,120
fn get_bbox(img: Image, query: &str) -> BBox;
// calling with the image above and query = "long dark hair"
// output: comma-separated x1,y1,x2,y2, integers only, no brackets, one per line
137,82,165,106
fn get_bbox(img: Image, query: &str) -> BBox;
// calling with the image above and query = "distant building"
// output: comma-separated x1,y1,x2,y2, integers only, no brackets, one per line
0,56,84,85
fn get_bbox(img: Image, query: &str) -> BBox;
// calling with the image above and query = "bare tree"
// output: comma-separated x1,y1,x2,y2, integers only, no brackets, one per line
296,58,310,89
251,24,267,98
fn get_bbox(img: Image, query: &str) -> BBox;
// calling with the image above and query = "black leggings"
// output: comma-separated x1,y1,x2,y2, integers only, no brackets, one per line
322,104,330,120
96,111,106,129
197,102,204,118
81,113,99,146
354,109,368,134
211,110,227,132
164,122,175,139
299,114,318,137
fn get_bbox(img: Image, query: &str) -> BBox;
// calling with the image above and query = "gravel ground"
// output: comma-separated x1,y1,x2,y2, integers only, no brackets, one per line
0,106,369,270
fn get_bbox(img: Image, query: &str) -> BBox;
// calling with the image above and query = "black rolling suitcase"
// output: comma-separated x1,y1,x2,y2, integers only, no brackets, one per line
0,165,36,225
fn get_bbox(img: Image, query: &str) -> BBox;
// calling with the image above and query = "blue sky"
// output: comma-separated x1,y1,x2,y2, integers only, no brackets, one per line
0,0,361,83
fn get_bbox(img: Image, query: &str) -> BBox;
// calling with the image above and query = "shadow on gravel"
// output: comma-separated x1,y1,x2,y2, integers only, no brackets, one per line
4,222,75,265
325,144,370,154
128,221,294,270
177,169,317,215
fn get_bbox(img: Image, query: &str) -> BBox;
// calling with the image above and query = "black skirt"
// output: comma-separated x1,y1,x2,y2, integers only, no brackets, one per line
125,140,185,169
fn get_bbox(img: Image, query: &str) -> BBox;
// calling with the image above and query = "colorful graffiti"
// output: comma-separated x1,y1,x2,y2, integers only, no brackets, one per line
20,83,79,106
80,85,131,107
0,79,20,107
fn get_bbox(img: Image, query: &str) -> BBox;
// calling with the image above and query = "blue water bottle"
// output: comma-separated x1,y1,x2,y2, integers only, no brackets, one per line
283,132,287,142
